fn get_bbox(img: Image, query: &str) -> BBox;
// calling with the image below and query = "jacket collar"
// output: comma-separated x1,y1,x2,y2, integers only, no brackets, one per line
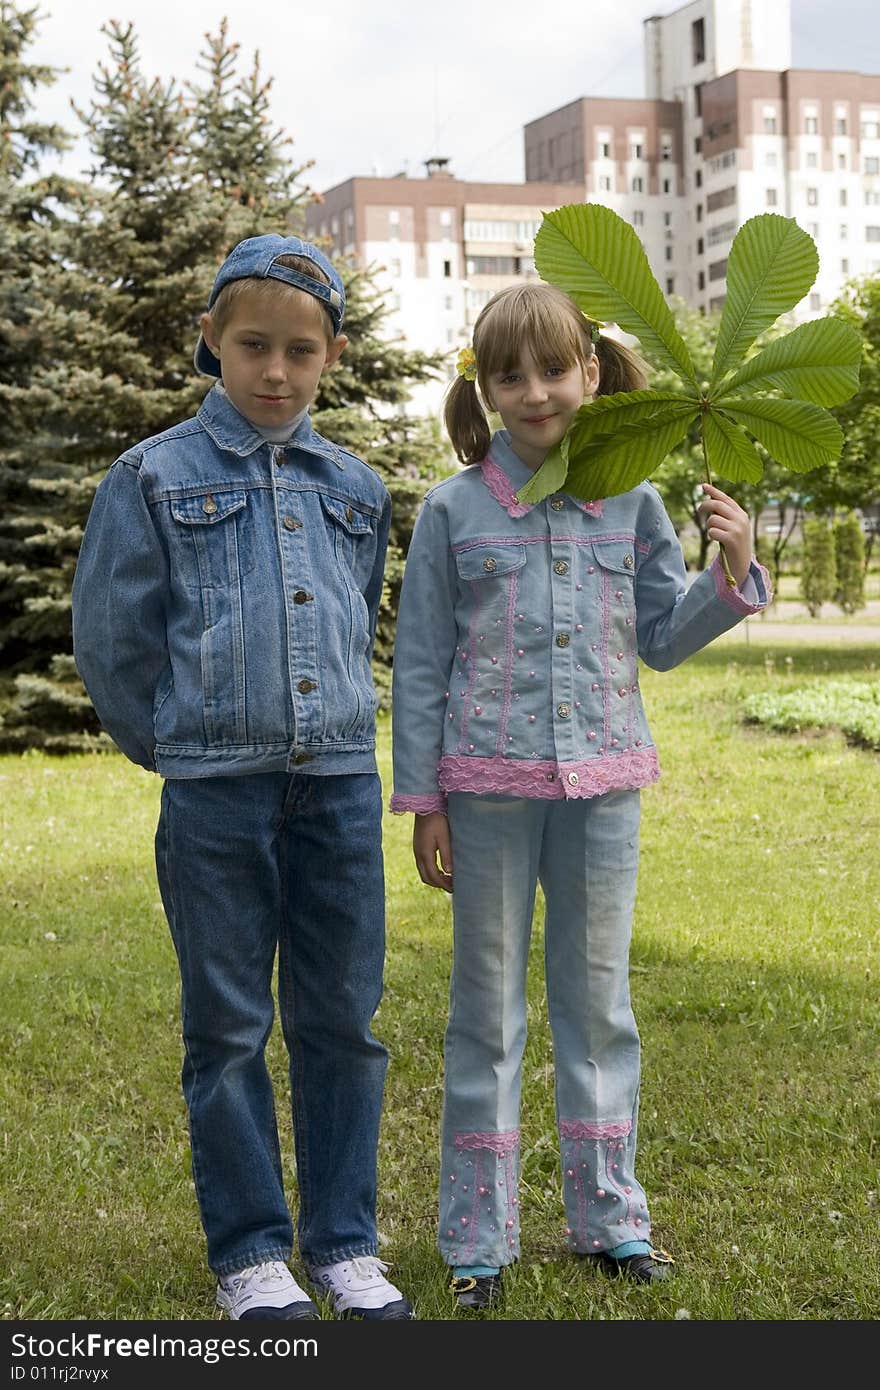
197,384,345,468
479,431,602,519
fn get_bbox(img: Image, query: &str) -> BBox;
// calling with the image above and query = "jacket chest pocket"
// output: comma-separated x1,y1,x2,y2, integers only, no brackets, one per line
320,494,375,577
169,490,255,590
591,541,637,593
455,543,527,586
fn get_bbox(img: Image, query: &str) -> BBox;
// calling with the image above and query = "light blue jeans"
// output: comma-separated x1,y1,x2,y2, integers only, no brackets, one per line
440,789,649,1267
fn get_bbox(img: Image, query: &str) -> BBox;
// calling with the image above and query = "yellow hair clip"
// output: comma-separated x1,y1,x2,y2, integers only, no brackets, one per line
456,345,477,381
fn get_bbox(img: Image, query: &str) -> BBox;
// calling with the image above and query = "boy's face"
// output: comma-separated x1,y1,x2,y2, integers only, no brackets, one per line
200,285,346,429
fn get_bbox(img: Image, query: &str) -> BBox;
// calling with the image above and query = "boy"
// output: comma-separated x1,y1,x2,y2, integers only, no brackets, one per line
72,234,412,1321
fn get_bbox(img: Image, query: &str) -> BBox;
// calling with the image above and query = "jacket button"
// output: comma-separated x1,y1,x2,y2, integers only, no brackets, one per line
555,633,570,648
550,498,565,511
553,560,569,575
345,505,354,522
483,556,497,572
282,516,302,531
292,750,313,764
297,678,317,694
202,495,218,514
624,554,634,569
557,703,571,718
293,590,313,604
545,771,556,782
619,687,628,698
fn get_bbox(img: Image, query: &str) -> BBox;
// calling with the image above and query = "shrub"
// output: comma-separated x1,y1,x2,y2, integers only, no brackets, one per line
800,518,836,616
833,511,866,614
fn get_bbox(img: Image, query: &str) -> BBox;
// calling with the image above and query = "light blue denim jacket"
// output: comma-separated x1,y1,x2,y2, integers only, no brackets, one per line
390,430,771,812
72,384,391,777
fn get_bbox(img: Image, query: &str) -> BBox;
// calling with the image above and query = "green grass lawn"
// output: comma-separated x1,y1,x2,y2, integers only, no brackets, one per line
2,640,879,1322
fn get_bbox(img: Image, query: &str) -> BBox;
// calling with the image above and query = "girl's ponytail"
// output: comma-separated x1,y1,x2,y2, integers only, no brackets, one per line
444,374,492,465
595,336,649,396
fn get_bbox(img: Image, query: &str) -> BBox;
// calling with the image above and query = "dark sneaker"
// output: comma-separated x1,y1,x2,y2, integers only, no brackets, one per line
308,1257,413,1320
450,1270,504,1310
216,1261,319,1319
591,1247,674,1284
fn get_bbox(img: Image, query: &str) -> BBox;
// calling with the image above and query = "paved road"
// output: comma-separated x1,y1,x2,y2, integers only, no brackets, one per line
721,598,880,644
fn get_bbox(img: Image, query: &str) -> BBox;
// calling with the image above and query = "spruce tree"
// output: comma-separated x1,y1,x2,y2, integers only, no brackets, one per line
0,14,447,749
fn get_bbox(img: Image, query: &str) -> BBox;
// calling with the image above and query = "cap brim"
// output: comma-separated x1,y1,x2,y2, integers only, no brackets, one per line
194,334,222,378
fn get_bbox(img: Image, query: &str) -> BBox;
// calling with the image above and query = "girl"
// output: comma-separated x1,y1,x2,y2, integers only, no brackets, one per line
390,282,771,1310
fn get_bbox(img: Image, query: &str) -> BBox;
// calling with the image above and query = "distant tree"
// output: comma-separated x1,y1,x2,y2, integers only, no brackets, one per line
800,517,836,617
833,511,866,614
806,275,880,567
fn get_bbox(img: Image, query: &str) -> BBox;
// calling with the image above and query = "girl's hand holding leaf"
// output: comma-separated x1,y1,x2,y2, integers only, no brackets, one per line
697,483,752,588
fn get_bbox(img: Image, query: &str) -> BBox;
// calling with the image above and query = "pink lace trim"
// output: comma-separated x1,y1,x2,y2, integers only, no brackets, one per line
454,1129,520,1156
710,554,773,614
389,793,447,814
560,1119,633,1140
438,748,660,799
479,454,603,519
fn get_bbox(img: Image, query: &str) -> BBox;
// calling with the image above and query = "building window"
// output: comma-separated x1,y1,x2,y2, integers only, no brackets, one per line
835,116,847,135
764,114,777,134
599,139,611,158
862,117,879,139
632,210,644,227
867,226,880,241
598,175,612,191
663,178,672,194
444,293,454,310
697,237,704,255
709,258,728,282
698,270,705,291
632,176,644,193
664,211,672,227
631,141,643,160
692,17,706,65
806,187,818,206
665,245,673,261
661,138,672,161
695,169,702,188
841,258,849,273
808,222,820,237
390,258,401,276
765,151,777,168
840,188,848,206
694,136,702,154
696,203,703,222
809,293,821,311
838,153,847,170
666,277,675,294
867,190,880,205
840,224,848,239
443,259,452,277
805,114,818,135
766,188,778,207
866,157,880,174
806,151,818,169
466,255,517,274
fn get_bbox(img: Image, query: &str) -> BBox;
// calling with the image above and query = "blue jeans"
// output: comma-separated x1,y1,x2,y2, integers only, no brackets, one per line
439,790,648,1267
155,771,388,1275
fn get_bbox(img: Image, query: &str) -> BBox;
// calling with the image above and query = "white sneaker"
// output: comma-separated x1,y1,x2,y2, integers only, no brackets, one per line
216,1260,319,1320
307,1256,413,1320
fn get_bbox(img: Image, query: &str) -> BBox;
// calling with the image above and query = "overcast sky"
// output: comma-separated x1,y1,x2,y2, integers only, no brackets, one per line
26,0,880,196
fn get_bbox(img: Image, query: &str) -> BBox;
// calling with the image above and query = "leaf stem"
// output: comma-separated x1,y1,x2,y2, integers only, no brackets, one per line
700,410,737,588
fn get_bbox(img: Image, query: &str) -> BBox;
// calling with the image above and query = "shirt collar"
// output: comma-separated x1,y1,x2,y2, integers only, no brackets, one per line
479,431,603,518
196,384,344,467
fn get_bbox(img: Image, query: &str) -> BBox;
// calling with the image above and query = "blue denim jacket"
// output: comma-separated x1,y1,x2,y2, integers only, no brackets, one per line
390,431,771,812
72,385,391,777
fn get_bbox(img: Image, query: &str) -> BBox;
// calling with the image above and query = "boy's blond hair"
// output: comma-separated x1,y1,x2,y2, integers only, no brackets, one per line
208,255,337,342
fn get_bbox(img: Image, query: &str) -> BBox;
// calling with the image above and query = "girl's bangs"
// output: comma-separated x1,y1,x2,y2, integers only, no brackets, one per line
476,287,589,377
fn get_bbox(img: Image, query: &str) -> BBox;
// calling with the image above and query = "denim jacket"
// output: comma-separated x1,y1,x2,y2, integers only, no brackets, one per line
72,385,391,778
390,431,771,812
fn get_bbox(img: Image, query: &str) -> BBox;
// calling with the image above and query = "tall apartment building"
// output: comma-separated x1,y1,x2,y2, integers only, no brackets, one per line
307,0,880,415
526,0,880,315
304,161,583,414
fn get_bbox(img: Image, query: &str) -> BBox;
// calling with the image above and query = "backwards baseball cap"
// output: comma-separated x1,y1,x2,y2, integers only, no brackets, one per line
194,233,346,377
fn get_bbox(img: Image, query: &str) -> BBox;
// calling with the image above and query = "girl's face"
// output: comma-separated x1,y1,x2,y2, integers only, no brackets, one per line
487,345,599,471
